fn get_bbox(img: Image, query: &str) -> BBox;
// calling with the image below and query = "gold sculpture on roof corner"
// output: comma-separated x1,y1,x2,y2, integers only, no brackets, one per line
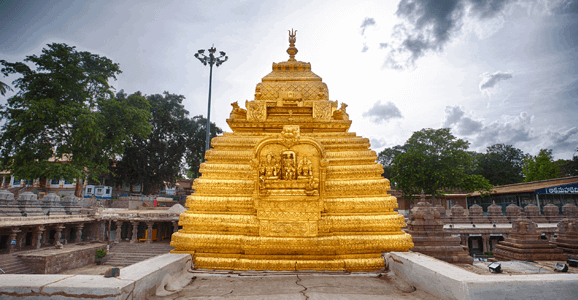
171,30,414,271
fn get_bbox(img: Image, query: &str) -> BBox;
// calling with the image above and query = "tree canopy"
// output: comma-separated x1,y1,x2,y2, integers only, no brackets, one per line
0,43,151,182
376,145,405,183
474,143,529,186
523,149,560,182
391,128,492,202
112,92,221,194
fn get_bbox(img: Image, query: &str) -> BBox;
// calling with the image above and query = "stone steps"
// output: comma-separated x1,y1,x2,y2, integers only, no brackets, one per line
0,254,34,274
103,243,173,266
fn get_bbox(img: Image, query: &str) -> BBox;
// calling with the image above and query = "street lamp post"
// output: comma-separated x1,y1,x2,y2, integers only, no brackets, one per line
194,46,228,155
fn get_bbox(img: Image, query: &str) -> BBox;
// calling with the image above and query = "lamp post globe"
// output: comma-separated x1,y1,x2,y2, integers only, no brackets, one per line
194,46,228,157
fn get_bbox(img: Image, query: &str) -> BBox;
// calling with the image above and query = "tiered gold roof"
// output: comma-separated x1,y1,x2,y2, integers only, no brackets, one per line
171,30,413,271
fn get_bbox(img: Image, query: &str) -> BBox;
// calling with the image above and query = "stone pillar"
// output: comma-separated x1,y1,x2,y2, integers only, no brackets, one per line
114,220,122,243
75,223,84,243
482,234,489,253
54,224,65,248
33,225,45,249
172,221,179,233
146,221,153,244
130,221,139,244
7,227,21,254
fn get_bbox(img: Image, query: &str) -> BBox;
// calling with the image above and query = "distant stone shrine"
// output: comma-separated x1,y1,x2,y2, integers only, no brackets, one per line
406,194,473,264
493,217,568,261
551,218,578,260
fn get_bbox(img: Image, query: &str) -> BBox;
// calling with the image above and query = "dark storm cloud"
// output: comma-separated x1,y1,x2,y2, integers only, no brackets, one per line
382,0,514,69
363,101,403,123
548,0,578,15
360,18,376,35
479,71,513,90
442,106,483,135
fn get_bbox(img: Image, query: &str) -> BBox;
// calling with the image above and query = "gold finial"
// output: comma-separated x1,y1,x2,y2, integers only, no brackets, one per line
287,29,298,61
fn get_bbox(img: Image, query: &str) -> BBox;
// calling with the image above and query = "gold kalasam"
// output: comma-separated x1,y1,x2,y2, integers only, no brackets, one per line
171,30,414,271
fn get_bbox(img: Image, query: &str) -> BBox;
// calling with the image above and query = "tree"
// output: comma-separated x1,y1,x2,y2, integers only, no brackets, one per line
523,149,560,182
0,80,12,96
555,147,578,177
0,43,151,183
391,128,492,202
113,92,222,194
474,144,529,186
185,115,222,179
377,145,406,184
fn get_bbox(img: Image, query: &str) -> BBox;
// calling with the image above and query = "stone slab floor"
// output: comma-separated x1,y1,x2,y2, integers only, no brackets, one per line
153,273,442,300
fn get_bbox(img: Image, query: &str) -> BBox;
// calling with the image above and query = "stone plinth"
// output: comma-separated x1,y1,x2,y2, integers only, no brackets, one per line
493,217,568,261
17,192,44,216
468,204,490,223
0,190,23,216
407,199,473,264
487,201,508,224
41,193,66,216
550,218,578,259
524,204,547,223
61,195,81,215
449,204,470,224
505,204,522,223
543,203,563,223
18,243,106,274
562,203,578,218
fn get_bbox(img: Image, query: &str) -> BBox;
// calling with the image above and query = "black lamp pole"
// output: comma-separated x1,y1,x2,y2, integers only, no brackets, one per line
194,46,228,155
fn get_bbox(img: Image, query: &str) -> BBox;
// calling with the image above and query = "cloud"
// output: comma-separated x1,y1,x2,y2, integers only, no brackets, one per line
360,17,376,35
361,43,369,53
442,106,483,135
370,137,388,148
382,0,514,69
363,101,403,123
479,71,513,90
546,127,578,157
379,43,388,49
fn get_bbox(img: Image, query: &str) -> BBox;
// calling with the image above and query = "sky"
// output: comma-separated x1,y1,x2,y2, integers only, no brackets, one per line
1,0,577,160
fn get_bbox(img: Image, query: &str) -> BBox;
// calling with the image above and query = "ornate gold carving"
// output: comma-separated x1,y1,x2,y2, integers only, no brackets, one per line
313,101,332,121
246,100,267,121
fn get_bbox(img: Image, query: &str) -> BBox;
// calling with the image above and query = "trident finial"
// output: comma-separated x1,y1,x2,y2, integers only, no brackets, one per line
287,29,298,61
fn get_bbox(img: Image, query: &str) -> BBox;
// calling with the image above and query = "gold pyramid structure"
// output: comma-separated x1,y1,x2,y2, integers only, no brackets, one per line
171,30,413,271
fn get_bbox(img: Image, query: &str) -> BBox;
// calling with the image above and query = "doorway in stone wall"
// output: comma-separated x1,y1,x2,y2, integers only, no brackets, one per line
0,234,8,252
25,231,32,246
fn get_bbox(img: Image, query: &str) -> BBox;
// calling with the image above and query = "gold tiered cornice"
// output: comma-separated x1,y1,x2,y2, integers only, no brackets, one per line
171,30,413,271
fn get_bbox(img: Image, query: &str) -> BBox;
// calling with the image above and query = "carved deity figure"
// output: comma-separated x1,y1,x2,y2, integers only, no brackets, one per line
297,156,313,179
282,151,296,180
259,153,280,180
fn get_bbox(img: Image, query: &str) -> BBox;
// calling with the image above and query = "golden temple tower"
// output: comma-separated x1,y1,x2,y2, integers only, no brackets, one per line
171,30,414,271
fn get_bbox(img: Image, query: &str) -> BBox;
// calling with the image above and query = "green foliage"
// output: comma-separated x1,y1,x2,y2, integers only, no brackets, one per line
0,80,12,96
377,145,405,183
474,144,529,186
112,92,222,194
185,115,222,179
523,149,560,182
95,249,107,260
0,43,151,182
391,128,492,202
555,152,578,177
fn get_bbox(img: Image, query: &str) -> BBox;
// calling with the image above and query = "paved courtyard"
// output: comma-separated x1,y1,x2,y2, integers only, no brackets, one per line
153,272,443,300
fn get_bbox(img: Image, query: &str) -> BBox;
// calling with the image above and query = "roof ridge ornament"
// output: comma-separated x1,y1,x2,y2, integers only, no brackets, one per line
287,29,298,61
